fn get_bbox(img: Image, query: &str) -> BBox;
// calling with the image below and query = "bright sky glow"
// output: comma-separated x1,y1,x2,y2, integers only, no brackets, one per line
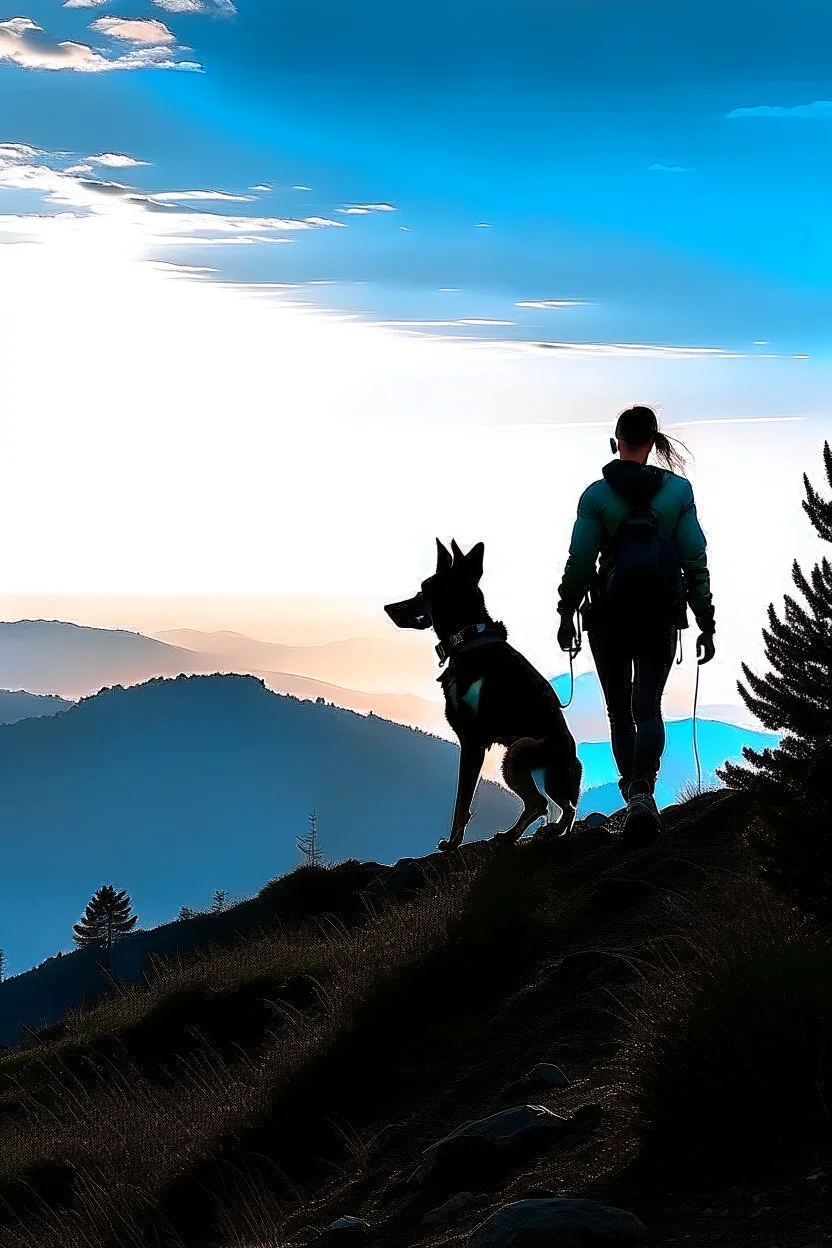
1,0,831,719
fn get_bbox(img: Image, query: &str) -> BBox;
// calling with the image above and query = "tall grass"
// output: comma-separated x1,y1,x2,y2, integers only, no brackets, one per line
625,882,832,1177
0,843,571,1247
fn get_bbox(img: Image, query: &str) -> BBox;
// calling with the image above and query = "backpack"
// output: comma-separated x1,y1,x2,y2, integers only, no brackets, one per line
602,504,683,624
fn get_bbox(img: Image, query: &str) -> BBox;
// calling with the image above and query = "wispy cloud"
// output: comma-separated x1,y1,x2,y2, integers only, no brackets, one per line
0,148,348,249
62,0,107,7
0,16,201,71
293,185,311,191
0,141,42,161
153,0,237,12
529,341,746,359
250,183,272,193
382,318,516,328
88,152,150,168
150,189,255,202
516,299,588,310
726,101,832,119
90,17,176,45
337,203,397,216
648,163,692,173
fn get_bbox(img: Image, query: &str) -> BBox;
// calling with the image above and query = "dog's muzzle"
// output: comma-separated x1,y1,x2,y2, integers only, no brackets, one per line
384,592,432,631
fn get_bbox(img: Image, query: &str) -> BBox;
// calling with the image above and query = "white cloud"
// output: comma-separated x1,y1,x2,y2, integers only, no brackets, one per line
382,319,515,329
0,141,42,162
90,17,176,44
727,101,832,119
304,216,346,228
0,16,200,71
337,203,397,216
250,184,272,193
65,163,94,174
648,163,692,173
151,189,255,203
516,300,588,310
293,185,311,191
529,341,745,359
476,222,492,228
150,260,220,274
0,153,347,252
153,0,237,11
88,153,150,168
63,1,108,7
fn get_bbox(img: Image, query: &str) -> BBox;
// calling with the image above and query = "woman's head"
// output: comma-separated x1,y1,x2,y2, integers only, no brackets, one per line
613,405,687,473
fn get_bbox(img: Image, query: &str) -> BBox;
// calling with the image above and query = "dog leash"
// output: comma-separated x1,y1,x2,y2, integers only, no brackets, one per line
676,628,704,792
560,605,583,709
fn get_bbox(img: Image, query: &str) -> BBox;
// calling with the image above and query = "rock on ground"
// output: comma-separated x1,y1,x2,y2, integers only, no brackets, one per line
419,1105,567,1183
469,1197,647,1247
523,1062,571,1087
421,1191,476,1225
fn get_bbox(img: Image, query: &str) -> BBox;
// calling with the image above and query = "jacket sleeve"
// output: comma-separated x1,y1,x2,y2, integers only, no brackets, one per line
556,486,604,616
674,481,715,633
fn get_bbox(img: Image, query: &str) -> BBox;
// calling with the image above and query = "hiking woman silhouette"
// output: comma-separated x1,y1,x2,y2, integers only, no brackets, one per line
555,406,715,847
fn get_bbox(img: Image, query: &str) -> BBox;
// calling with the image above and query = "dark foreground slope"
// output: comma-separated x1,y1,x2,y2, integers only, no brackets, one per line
0,792,828,1248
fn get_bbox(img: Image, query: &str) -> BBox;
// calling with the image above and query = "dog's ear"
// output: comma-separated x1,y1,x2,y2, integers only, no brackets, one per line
465,542,485,582
435,539,453,574
450,539,465,565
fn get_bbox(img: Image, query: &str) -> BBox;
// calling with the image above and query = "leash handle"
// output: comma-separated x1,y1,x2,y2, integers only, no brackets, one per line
560,602,583,709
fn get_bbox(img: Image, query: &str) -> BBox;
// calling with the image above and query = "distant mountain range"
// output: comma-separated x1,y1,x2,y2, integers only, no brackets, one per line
0,619,446,734
0,673,519,976
575,716,779,816
0,620,201,698
155,627,436,696
0,689,73,723
550,671,762,739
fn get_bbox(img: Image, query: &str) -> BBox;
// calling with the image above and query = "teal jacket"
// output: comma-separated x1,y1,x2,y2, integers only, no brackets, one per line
556,459,715,633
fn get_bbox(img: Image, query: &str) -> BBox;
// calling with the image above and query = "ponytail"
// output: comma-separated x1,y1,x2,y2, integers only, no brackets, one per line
652,429,689,475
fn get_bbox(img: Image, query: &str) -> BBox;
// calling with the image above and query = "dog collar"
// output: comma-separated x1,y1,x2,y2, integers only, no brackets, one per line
436,621,507,666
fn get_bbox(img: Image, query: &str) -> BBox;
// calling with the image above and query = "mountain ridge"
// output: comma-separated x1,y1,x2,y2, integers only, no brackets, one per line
0,673,519,976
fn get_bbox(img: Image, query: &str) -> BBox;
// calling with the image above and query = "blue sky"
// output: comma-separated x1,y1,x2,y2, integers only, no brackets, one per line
0,0,830,720
2,0,831,355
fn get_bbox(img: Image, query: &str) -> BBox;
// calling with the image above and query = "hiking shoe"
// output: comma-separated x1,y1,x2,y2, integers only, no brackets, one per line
621,784,660,849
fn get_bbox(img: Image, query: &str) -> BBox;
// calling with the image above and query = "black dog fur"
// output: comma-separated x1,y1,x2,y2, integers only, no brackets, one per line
385,539,582,851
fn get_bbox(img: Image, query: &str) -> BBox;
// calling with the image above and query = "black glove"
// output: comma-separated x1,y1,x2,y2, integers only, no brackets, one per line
557,614,578,653
696,632,715,665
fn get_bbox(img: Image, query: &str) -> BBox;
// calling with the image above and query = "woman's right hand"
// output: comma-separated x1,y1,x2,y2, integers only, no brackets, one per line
696,633,715,665
557,614,577,652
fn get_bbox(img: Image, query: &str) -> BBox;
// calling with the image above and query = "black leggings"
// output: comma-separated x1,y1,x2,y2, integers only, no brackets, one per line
586,611,678,799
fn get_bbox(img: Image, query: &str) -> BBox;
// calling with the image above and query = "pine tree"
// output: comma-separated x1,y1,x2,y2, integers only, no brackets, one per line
297,808,323,867
72,885,139,970
0,949,6,983
718,440,832,919
211,890,228,912
178,905,197,921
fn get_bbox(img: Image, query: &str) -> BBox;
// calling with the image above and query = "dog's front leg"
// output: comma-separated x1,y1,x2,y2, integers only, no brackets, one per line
440,741,486,852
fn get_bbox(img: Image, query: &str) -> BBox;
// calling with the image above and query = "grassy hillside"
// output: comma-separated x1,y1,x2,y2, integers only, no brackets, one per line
0,792,828,1248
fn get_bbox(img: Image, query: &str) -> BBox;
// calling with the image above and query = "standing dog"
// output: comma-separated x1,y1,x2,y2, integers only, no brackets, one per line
385,539,582,851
